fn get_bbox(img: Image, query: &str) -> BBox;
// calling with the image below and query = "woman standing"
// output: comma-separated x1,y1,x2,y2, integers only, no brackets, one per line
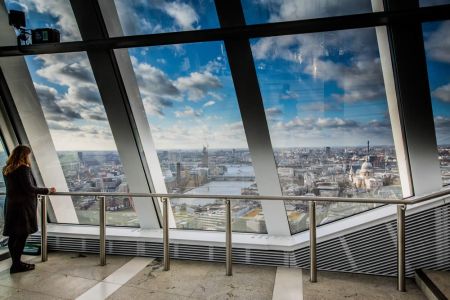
2,145,55,273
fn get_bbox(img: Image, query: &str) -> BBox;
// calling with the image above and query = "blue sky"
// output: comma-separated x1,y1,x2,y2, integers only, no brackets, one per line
4,0,450,150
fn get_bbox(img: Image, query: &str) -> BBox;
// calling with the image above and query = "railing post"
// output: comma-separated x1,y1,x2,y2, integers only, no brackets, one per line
99,196,106,266
309,201,317,283
162,197,170,271
397,204,406,292
40,195,48,262
225,198,232,276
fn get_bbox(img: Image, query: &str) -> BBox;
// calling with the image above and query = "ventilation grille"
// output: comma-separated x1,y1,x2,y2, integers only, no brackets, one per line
291,203,450,277
29,203,450,277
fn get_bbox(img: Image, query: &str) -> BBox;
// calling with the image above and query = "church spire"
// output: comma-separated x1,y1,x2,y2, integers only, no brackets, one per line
366,140,370,161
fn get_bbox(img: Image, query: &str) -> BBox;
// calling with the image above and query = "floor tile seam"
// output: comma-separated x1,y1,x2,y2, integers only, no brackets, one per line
273,267,304,300
78,257,153,299
102,257,154,285
76,281,124,300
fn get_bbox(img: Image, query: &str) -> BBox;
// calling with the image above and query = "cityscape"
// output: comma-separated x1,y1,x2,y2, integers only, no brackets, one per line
0,144,449,235
54,144,448,234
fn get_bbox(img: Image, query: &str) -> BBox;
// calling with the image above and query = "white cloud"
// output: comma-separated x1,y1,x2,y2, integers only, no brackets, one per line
432,83,450,102
114,0,160,36
252,28,384,103
32,53,109,123
150,121,249,149
304,57,385,102
316,117,356,128
156,58,167,64
203,100,216,108
130,57,181,116
298,102,337,112
175,71,222,101
174,106,202,117
47,121,116,151
268,116,393,147
130,57,225,116
434,115,450,145
434,115,450,128
161,1,199,30
254,0,371,23
426,21,450,64
114,0,199,35
18,0,81,41
132,58,180,97
265,107,283,119
181,57,191,71
26,53,115,150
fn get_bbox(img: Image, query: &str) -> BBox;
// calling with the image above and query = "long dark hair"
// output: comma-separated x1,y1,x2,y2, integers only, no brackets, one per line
3,145,32,175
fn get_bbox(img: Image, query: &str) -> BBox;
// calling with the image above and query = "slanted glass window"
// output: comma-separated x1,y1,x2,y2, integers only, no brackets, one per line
0,139,8,250
423,21,450,185
23,52,138,227
5,0,81,42
241,0,373,25
250,27,403,233
113,0,219,36
128,42,267,233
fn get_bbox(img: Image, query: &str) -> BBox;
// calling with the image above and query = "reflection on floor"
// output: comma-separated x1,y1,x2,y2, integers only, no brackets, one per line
0,251,429,299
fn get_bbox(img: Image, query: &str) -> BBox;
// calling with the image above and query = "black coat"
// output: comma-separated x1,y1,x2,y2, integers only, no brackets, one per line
3,165,48,236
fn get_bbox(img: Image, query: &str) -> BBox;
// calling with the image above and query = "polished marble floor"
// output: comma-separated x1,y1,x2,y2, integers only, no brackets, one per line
0,251,429,299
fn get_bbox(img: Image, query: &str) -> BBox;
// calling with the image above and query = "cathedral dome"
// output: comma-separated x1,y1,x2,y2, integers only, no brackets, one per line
361,161,373,173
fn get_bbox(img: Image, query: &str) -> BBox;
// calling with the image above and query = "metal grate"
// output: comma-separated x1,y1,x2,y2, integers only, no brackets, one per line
290,203,450,277
29,203,450,277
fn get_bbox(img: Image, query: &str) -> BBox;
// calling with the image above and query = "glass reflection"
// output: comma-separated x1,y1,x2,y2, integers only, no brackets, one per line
250,28,403,233
113,0,219,36
128,42,267,233
24,52,139,227
241,0,372,25
423,21,450,185
5,0,81,42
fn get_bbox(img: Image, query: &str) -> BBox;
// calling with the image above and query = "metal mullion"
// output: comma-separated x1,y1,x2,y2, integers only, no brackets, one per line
1,2,80,226
214,0,290,236
70,0,160,229
0,5,449,57
0,68,60,224
385,0,442,196
96,0,176,228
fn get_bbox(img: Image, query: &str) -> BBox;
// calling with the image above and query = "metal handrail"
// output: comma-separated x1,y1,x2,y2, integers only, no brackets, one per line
1,187,450,292
17,186,450,203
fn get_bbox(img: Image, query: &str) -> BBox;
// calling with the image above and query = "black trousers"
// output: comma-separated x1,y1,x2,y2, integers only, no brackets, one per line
7,234,28,266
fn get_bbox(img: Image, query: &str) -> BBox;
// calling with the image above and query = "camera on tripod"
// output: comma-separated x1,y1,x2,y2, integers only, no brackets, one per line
8,10,60,46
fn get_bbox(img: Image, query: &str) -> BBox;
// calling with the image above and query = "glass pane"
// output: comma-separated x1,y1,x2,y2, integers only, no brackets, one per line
114,0,219,36
423,21,450,185
129,42,267,233
241,0,373,25
250,28,403,234
5,0,81,42
23,52,138,227
420,0,450,7
0,140,8,250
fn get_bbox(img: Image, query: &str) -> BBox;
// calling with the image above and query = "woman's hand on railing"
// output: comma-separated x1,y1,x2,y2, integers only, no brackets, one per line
49,187,56,194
